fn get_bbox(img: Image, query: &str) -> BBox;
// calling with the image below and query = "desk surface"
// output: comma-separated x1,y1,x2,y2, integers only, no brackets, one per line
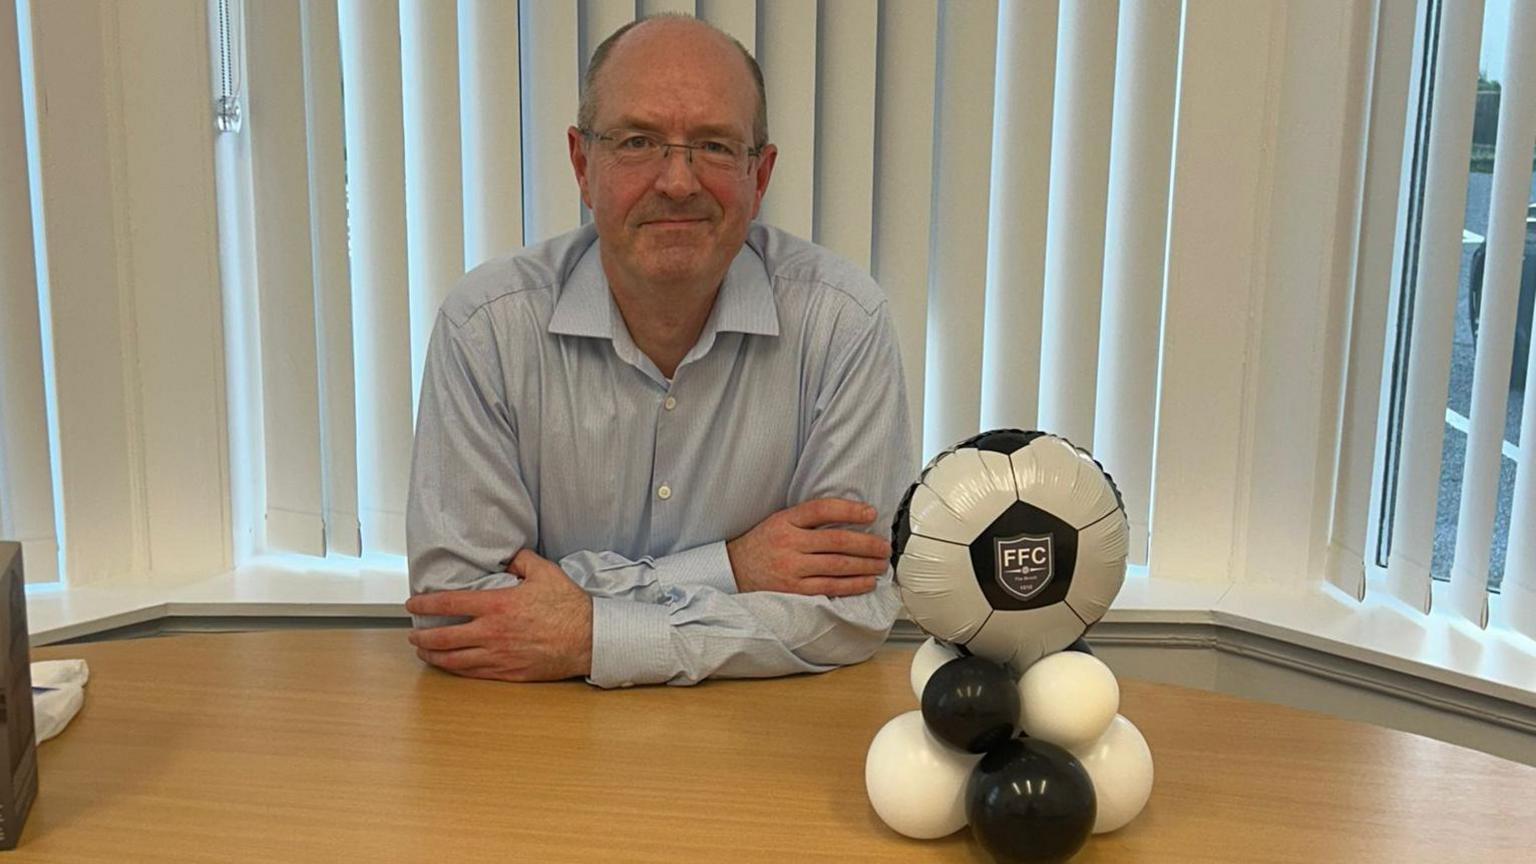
19,630,1536,863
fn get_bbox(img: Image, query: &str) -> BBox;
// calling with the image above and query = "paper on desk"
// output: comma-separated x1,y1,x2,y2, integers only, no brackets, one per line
31,659,89,743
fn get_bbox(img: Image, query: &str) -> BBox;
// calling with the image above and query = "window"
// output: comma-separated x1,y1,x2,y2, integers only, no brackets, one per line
1374,0,1534,607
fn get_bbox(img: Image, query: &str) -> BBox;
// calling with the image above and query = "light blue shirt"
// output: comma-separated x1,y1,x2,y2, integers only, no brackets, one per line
406,222,915,688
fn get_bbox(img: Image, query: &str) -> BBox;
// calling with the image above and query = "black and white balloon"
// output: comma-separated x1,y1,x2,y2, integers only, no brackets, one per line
891,430,1129,671
867,429,1150,859
921,655,1020,754
1071,714,1154,834
864,711,981,839
909,637,963,700
967,737,1097,864
1018,651,1120,750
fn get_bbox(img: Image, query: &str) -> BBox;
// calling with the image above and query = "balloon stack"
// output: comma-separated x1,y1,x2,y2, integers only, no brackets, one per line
866,430,1153,863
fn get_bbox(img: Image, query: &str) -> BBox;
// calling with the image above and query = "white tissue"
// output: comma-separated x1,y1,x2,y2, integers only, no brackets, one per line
31,659,89,743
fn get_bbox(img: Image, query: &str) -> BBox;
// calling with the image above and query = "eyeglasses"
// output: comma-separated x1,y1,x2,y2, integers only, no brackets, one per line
579,128,761,179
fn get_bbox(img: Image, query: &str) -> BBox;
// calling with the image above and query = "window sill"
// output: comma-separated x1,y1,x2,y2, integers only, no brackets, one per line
25,555,410,643
1111,572,1536,709
24,557,1536,708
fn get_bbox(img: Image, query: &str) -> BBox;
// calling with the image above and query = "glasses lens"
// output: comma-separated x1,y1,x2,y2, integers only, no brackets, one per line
608,133,660,165
599,131,752,177
694,140,744,170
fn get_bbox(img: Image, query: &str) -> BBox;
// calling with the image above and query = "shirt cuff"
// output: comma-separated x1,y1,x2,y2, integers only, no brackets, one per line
650,541,737,594
587,597,677,689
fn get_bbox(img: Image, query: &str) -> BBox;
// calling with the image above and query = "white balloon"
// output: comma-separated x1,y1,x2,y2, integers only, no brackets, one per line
909,638,963,701
1018,651,1119,749
1071,714,1154,834
864,711,981,839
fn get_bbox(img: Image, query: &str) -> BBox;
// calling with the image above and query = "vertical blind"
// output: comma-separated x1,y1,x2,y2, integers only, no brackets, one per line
235,0,1186,566
923,1,998,465
1384,0,1487,613
1037,0,1117,451
1374,0,1536,642
0,0,1530,642
4,0,230,585
1467,0,1536,636
1093,0,1179,567
1327,0,1418,603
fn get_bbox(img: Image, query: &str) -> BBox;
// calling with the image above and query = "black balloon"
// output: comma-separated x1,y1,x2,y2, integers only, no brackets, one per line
920,655,1020,753
1065,637,1094,656
966,737,1096,864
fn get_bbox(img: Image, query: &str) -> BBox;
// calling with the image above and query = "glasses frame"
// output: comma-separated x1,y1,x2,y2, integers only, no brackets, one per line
578,127,763,179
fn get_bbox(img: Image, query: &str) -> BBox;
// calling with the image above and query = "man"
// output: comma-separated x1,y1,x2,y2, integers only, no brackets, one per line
404,15,914,688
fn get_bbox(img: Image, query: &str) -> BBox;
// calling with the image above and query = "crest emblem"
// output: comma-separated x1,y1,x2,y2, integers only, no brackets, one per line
994,533,1054,601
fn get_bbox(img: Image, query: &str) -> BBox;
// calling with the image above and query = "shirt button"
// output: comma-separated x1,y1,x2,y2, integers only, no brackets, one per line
663,396,677,411
657,484,672,500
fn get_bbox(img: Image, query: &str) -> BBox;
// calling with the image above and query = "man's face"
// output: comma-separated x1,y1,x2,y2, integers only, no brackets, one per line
568,23,777,290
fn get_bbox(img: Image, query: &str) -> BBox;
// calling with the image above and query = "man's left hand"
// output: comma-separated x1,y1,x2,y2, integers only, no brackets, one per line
405,549,594,682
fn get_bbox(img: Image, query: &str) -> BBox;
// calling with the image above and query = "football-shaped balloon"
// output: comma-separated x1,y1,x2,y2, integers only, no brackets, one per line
892,430,1128,671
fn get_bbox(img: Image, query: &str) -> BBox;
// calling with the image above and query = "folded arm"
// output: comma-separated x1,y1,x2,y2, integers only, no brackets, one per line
407,297,914,687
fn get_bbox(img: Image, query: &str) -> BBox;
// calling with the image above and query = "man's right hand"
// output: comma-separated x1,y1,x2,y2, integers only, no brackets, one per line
726,498,893,597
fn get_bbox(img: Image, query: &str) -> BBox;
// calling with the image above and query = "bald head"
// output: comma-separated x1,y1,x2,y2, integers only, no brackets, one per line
578,15,769,149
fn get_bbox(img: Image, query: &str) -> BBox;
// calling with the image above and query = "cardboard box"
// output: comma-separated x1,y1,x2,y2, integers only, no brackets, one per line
0,543,36,850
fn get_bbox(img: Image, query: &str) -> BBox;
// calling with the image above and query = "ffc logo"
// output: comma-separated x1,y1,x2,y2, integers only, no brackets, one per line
994,533,1054,601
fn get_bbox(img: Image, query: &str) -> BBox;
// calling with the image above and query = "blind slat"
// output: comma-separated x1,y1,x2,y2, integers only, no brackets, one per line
923,0,998,460
757,0,816,238
402,0,465,415
872,0,939,448
581,0,635,66
1093,0,1179,566
813,0,877,269
461,0,525,269
1450,0,1535,625
980,0,1058,433
303,0,360,557
698,0,755,54
248,0,324,556
1488,0,1536,638
32,0,143,580
339,0,412,556
1148,0,1275,583
109,3,231,578
0,0,59,582
1384,0,1487,612
520,0,581,243
1038,1,1119,449
641,0,695,16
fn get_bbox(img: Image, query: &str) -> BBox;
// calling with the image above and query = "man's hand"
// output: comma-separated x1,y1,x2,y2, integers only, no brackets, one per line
726,498,892,597
405,549,593,682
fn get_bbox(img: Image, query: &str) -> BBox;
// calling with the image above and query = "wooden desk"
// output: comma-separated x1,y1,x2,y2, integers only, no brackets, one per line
18,630,1535,862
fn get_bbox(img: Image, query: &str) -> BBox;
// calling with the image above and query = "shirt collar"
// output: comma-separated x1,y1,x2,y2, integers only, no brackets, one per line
547,241,613,339
547,239,781,342
711,244,781,338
